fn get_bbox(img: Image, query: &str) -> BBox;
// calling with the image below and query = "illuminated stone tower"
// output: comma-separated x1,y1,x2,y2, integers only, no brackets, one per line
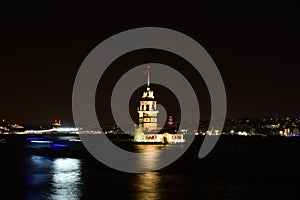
137,66,159,130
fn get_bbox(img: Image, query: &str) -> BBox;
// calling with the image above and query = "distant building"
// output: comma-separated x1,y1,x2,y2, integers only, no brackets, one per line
53,120,61,127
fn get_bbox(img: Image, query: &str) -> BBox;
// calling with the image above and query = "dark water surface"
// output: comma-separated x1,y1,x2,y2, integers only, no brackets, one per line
1,135,300,199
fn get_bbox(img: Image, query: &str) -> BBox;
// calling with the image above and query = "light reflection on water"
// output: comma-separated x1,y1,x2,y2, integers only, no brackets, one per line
129,144,185,200
25,144,185,199
131,145,163,200
132,172,162,200
50,158,82,200
8,137,300,199
134,145,165,171
132,144,185,172
27,155,83,200
23,144,253,199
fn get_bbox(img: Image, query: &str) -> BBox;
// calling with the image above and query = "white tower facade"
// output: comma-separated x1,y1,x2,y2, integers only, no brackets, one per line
137,66,159,130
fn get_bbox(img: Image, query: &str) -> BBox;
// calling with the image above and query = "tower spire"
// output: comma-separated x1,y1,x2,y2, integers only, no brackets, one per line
147,66,150,87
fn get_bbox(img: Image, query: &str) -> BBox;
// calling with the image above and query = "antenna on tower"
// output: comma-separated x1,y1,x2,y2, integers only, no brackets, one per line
147,65,150,87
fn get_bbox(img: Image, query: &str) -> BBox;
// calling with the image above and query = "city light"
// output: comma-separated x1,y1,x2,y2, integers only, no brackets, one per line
53,127,79,132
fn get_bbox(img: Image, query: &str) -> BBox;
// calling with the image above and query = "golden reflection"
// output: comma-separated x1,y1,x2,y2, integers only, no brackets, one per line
134,144,165,153
132,172,162,200
131,145,165,199
134,144,165,171
133,144,185,172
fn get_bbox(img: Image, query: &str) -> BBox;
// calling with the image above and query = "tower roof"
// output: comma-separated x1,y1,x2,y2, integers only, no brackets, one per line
140,66,156,101
140,86,157,101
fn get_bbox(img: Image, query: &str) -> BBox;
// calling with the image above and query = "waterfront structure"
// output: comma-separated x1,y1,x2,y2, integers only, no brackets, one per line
134,66,185,143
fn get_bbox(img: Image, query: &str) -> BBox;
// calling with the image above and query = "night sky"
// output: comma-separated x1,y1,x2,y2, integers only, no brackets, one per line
0,4,299,126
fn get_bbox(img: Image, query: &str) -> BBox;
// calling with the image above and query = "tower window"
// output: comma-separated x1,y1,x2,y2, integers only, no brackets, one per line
151,105,155,110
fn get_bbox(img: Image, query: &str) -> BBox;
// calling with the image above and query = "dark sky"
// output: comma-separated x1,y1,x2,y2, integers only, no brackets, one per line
0,4,299,125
